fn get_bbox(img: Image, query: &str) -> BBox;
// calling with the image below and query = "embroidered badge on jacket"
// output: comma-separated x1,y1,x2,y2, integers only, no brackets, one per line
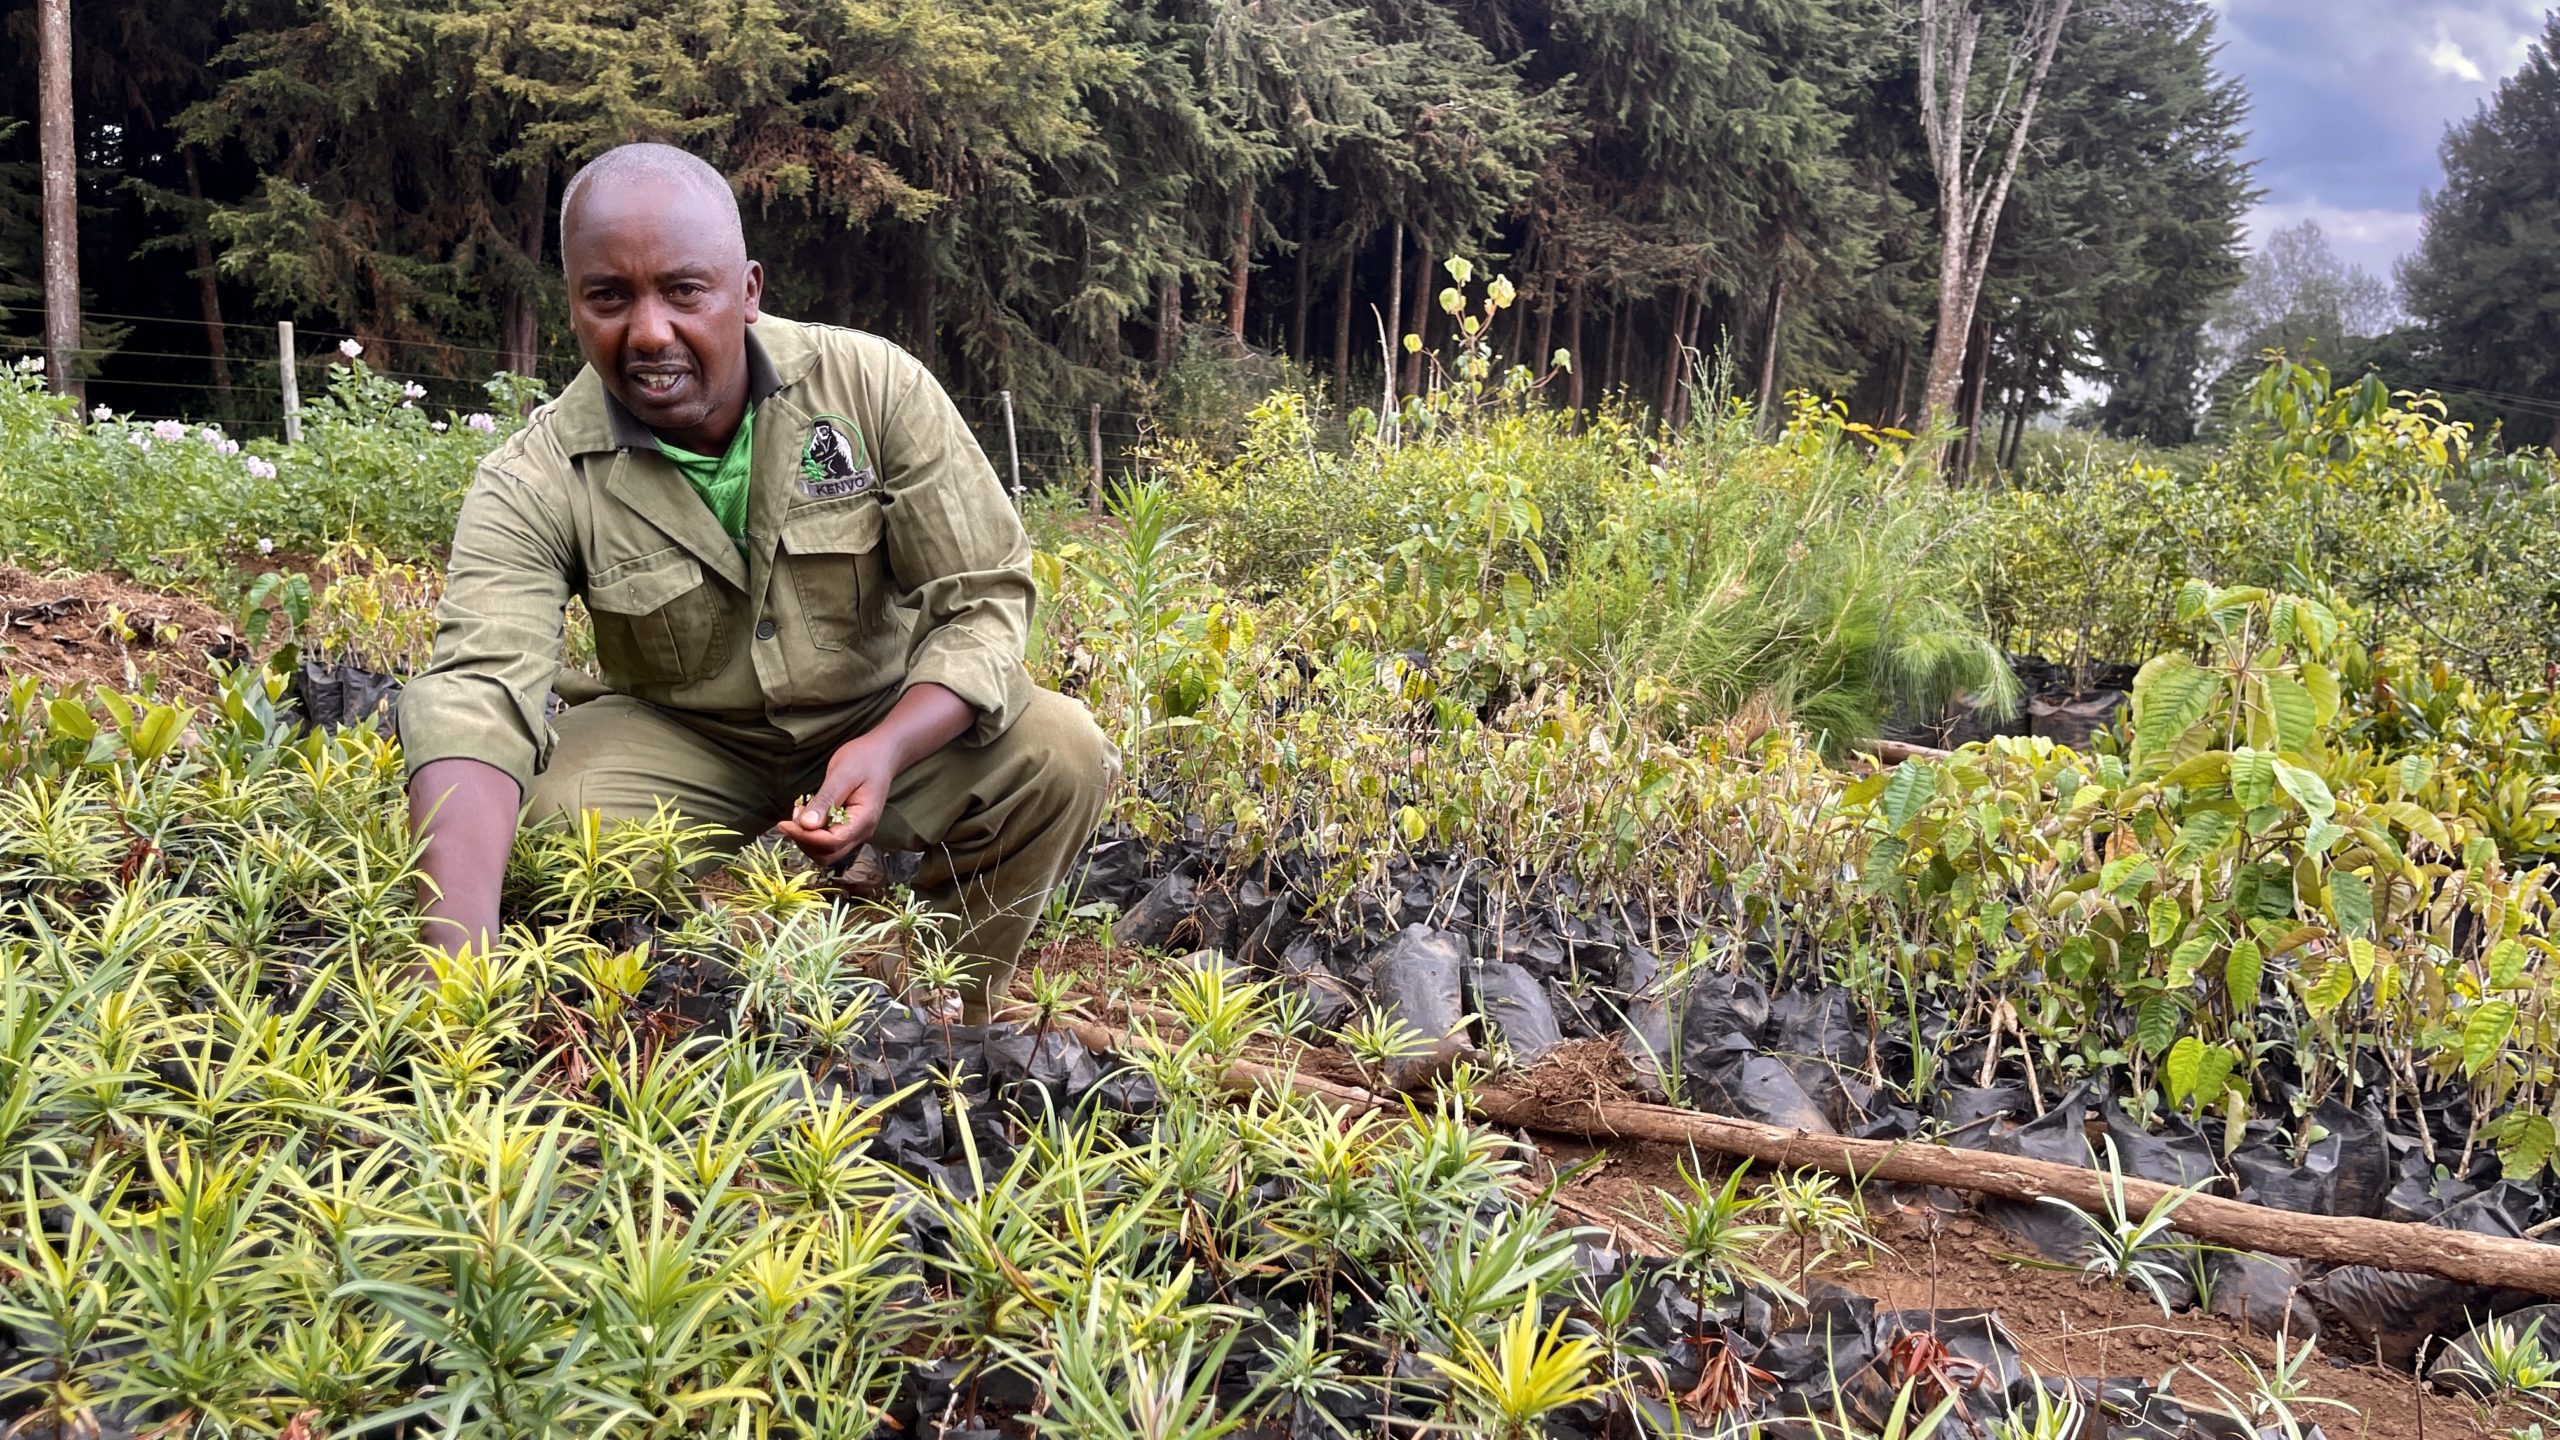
800,417,876,499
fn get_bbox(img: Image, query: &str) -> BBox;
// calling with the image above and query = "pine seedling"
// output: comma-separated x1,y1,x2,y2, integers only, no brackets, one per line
1420,1282,1610,1440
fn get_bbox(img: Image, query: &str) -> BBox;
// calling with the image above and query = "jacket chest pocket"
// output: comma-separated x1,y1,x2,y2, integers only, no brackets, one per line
585,547,734,685
781,499,887,652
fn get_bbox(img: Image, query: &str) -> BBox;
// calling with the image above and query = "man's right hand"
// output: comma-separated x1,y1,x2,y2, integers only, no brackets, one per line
409,757,522,958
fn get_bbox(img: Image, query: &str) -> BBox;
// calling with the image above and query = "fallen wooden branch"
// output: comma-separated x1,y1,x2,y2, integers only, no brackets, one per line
1868,738,1953,765
1047,1009,2560,1300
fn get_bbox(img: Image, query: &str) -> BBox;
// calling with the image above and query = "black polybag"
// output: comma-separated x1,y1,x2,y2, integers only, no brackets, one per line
1975,1085,2095,1261
2315,1185,2543,1369
1357,926,1468,1087
1472,960,1566,1064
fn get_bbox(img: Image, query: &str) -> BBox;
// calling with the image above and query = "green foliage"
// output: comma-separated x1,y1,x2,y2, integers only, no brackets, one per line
1988,356,2560,687
0,363,528,592
2036,1137,2199,1316
0,666,1631,1436
1147,308,2015,753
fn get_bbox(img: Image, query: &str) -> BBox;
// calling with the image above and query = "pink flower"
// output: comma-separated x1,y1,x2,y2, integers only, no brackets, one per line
338,338,363,360
256,538,275,556
128,432,151,450
464,412,498,434
90,404,112,422
431,420,448,433
152,419,187,443
401,381,426,402
243,455,278,481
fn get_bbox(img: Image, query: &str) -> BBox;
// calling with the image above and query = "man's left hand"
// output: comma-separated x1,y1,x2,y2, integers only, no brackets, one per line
774,682,975,870
778,734,899,868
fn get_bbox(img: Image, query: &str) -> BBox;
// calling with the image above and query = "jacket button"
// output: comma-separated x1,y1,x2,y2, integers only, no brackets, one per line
755,619,777,641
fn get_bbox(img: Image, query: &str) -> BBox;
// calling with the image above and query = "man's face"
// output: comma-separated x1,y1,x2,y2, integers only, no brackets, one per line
562,177,763,450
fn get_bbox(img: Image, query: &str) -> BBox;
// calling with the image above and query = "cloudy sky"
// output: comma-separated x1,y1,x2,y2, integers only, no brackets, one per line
2213,0,2548,289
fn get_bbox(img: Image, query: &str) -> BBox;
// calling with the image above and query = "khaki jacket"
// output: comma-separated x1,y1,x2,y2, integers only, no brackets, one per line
399,316,1034,794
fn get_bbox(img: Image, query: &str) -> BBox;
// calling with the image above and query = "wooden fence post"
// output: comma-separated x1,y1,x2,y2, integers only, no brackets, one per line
1088,402,1104,515
278,322,303,444
1000,389,1021,503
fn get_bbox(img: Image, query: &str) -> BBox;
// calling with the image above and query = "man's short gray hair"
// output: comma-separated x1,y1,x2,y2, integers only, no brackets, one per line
560,143,745,265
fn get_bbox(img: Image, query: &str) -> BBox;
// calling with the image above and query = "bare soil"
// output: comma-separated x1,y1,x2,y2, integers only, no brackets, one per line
1529,1130,2502,1438
0,564,239,698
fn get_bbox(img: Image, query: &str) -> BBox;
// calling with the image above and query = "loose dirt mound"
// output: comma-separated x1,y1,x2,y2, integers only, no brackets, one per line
0,566,240,698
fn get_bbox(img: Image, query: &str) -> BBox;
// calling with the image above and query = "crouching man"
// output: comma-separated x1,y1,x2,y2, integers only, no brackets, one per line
399,142,1115,1016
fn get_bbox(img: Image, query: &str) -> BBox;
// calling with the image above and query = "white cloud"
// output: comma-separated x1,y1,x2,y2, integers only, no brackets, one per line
2426,33,2486,83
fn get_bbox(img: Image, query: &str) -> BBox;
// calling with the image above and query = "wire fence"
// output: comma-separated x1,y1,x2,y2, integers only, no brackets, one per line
20,312,1173,502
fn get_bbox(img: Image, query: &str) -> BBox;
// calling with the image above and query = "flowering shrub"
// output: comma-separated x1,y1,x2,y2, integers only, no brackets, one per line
0,360,542,591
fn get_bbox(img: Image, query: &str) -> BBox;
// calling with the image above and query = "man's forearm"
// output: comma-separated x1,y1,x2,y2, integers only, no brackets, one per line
870,682,974,770
409,757,522,955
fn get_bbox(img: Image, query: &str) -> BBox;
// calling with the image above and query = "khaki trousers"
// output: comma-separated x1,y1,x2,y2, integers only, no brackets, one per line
527,686,1115,1012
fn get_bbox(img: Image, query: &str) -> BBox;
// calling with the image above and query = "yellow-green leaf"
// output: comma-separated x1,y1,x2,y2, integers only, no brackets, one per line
2168,935,2216,989
2274,760,2335,822
2303,959,2355,1014
2463,999,2518,1076
2262,673,2316,753
2301,662,2341,727
2223,939,2263,1008
2163,1035,2205,1104
2486,938,2528,990
2230,749,2276,810
2328,871,2372,937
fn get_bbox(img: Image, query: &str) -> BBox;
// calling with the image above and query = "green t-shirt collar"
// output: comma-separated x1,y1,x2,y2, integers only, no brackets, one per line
656,406,757,541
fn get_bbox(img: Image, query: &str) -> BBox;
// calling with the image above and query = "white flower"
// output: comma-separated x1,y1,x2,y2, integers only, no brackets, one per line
90,404,112,422
219,439,240,457
465,412,498,434
338,338,363,360
152,419,187,443
256,537,275,556
128,432,151,450
431,420,448,433
401,381,426,401
15,355,40,373
243,455,277,481
198,426,222,446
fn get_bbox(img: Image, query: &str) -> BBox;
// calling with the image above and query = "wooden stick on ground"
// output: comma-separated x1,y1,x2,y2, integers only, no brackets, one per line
1052,1012,2560,1300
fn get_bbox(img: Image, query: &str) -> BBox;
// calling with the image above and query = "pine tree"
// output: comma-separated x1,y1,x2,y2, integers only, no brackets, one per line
2401,11,2560,451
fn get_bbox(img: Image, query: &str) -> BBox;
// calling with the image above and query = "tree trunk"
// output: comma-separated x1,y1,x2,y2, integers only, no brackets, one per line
1289,200,1310,359
1670,292,1705,432
181,147,233,405
2002,365,2032,472
1916,0,2074,444
1656,283,1692,430
1402,238,1433,397
1893,343,1914,429
1383,222,1404,410
1565,278,1586,420
914,258,942,371
1332,238,1357,400
1755,271,1788,427
37,0,78,400
1153,271,1179,371
1954,313,1993,479
1227,185,1253,338
501,160,549,378
1601,305,1622,398
1532,278,1556,383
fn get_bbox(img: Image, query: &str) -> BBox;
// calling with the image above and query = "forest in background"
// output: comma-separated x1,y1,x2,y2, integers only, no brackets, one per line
2,0,2556,463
